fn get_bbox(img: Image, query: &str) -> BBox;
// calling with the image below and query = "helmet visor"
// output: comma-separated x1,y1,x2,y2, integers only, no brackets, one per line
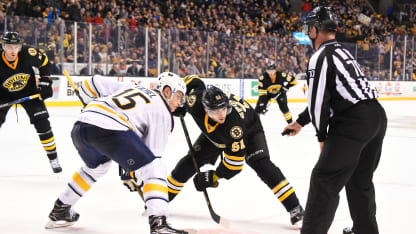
3,43,22,52
206,105,232,119
176,91,186,106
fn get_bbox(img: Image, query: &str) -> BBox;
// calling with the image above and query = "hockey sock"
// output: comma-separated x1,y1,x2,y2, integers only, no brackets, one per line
273,179,299,212
167,175,185,201
283,112,293,123
143,178,169,217
34,118,57,160
38,129,57,160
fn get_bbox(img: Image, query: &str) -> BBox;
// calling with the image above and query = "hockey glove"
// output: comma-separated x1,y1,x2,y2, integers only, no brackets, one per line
254,103,268,115
193,170,219,191
172,106,187,117
38,77,53,100
121,170,140,192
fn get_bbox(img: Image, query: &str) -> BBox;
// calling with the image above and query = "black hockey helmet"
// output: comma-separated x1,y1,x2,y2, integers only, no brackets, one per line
2,31,22,51
302,6,338,35
3,32,21,45
266,64,276,71
202,86,232,114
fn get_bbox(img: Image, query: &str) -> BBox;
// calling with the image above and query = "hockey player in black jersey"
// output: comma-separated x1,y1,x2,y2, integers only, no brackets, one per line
254,64,297,123
283,7,387,234
0,32,61,173
168,74,304,226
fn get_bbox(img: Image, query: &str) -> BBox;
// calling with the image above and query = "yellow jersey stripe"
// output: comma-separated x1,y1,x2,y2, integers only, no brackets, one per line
283,112,291,117
278,188,294,202
222,158,243,170
40,56,48,67
273,180,288,194
84,80,98,97
41,136,55,144
184,75,201,85
72,172,91,192
86,103,132,129
143,183,168,195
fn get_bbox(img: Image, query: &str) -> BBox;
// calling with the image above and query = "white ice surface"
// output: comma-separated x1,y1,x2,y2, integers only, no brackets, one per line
0,101,415,234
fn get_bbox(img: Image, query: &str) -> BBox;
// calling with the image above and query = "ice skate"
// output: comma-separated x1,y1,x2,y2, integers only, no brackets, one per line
289,204,304,226
49,158,62,173
45,199,79,229
343,227,355,234
149,215,188,234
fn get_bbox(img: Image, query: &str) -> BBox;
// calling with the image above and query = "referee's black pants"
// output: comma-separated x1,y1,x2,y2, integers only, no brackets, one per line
301,100,387,234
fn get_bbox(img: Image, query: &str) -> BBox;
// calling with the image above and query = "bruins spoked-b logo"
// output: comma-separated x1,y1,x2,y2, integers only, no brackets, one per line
230,126,243,139
28,48,37,56
187,94,197,107
3,73,30,92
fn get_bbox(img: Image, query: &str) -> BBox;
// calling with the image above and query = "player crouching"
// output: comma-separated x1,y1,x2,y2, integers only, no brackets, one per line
45,73,188,233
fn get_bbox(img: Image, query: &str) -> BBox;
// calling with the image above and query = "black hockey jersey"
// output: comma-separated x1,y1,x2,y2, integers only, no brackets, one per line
257,71,297,106
183,75,263,179
0,45,50,103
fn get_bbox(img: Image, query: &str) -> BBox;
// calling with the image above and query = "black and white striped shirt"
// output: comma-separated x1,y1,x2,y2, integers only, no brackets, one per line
298,39,378,141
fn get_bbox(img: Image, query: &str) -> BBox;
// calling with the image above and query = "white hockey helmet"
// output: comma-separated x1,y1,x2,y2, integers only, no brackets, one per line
155,72,186,103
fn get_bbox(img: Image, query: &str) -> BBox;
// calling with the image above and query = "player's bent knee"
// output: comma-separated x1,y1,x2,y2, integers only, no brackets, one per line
82,160,112,179
135,158,167,182
33,117,51,133
171,154,199,182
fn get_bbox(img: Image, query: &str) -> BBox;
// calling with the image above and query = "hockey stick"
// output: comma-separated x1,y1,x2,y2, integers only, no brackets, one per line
0,93,41,109
179,117,230,228
62,69,86,106
62,70,145,200
263,91,283,113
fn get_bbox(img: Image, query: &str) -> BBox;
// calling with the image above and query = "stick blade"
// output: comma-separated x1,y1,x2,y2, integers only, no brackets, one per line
219,217,231,229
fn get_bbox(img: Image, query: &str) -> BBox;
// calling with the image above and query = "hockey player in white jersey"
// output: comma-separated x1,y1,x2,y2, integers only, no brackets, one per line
45,72,188,234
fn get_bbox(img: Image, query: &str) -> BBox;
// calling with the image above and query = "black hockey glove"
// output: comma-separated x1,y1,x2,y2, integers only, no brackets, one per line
120,169,140,192
193,170,219,191
254,103,268,115
172,106,187,117
38,77,53,100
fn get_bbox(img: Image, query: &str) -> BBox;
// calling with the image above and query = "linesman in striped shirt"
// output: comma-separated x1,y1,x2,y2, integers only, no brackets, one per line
283,6,387,234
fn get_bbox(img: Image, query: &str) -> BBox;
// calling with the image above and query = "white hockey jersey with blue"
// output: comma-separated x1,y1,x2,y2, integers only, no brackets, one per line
77,75,173,157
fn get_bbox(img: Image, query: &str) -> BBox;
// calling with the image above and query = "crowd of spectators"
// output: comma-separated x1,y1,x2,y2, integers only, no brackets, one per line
1,0,415,80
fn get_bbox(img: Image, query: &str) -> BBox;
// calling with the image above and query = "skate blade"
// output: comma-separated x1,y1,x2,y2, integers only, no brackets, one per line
45,219,76,229
184,228,197,234
293,220,302,229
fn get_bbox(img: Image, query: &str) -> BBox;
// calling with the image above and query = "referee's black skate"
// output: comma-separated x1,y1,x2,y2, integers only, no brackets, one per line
45,199,79,229
289,204,304,226
149,215,188,234
343,227,355,234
